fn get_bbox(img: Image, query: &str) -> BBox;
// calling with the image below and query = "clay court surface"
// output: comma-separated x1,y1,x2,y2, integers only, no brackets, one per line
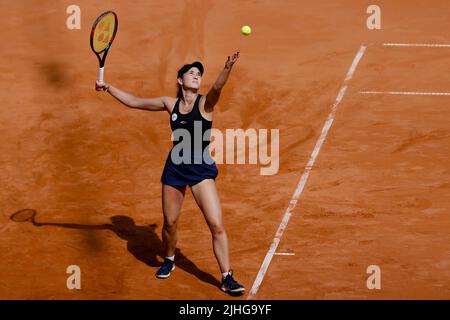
1,0,449,299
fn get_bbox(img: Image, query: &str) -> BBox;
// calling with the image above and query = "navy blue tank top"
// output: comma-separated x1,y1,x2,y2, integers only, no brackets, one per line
169,95,213,164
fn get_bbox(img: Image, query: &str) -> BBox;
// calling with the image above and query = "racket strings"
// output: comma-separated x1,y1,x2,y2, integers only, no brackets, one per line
91,12,117,53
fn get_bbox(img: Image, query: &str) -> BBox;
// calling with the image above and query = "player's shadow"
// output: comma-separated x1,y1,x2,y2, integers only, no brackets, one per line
9,209,220,288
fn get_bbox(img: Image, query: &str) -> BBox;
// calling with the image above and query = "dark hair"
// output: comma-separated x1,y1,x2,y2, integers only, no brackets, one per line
176,83,184,101
176,61,204,102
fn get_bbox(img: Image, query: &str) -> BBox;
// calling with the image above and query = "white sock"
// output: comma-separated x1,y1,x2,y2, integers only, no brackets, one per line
166,255,175,262
222,271,231,279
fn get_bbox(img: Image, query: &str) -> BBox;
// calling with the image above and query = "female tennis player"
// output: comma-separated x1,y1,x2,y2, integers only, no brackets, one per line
95,51,245,294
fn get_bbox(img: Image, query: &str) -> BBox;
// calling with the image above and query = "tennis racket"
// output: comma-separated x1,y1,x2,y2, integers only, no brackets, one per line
90,11,118,84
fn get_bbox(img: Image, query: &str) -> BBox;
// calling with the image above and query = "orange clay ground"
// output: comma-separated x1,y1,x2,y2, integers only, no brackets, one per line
0,0,449,299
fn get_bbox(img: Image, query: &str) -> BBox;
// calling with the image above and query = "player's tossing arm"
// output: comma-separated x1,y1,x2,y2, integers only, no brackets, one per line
205,51,240,112
95,81,169,111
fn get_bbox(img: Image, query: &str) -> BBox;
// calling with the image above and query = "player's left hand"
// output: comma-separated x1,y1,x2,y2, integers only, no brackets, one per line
225,51,240,69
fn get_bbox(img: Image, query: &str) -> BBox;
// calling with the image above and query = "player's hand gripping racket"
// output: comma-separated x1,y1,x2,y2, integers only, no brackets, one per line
90,11,118,85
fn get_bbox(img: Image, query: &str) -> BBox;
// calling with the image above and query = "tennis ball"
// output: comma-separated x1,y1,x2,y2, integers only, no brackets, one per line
241,25,251,36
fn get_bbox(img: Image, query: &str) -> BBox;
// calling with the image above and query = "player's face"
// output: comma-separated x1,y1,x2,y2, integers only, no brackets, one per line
181,67,202,89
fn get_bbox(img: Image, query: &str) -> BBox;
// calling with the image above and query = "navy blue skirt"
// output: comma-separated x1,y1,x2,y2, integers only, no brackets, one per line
161,152,219,187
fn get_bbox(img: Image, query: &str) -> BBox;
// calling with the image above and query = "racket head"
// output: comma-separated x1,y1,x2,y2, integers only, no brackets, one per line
90,11,118,56
10,209,37,223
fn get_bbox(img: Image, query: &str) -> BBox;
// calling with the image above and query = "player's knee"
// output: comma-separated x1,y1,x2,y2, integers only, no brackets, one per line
210,223,225,236
163,219,178,232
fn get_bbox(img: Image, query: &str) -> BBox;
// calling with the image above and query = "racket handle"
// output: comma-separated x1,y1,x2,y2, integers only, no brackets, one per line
98,67,105,84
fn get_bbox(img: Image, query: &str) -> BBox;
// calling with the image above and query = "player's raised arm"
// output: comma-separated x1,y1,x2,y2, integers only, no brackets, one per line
205,51,240,112
95,81,170,112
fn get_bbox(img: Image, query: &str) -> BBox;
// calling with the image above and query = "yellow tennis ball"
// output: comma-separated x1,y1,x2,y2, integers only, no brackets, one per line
241,25,251,36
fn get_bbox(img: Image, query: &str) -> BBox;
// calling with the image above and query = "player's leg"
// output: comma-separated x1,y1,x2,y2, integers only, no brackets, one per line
191,179,245,293
156,183,186,278
162,183,186,256
191,179,229,271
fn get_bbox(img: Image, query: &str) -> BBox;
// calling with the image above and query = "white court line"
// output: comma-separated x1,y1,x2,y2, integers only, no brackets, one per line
273,253,295,256
360,91,450,96
246,45,367,300
383,43,450,48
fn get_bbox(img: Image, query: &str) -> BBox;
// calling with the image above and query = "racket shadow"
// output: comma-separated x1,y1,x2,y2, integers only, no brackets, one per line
9,209,221,288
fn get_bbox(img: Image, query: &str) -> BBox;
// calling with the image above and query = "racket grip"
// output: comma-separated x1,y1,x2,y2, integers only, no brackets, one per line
98,67,105,84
